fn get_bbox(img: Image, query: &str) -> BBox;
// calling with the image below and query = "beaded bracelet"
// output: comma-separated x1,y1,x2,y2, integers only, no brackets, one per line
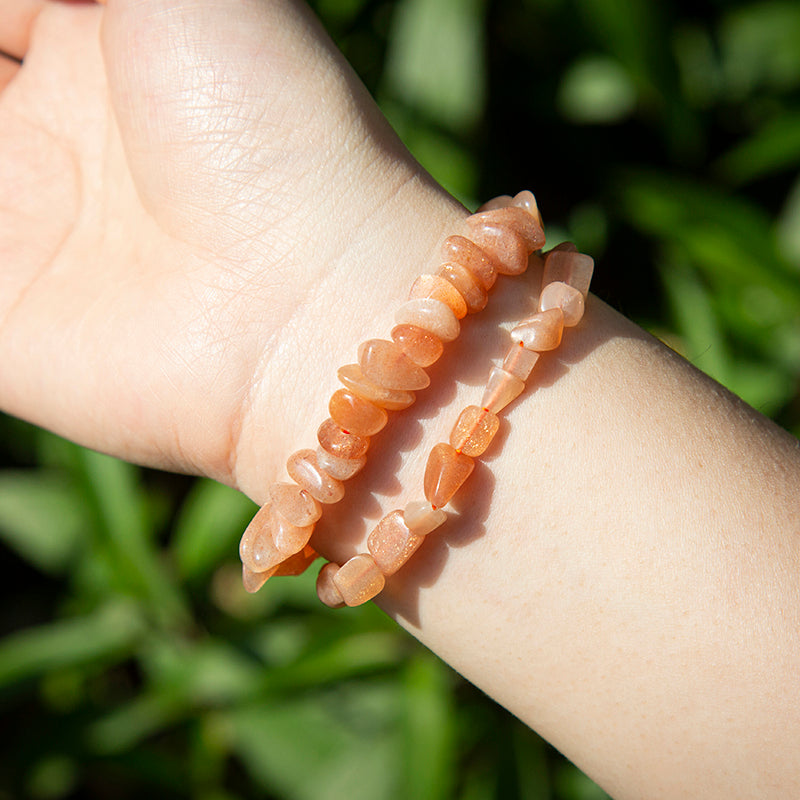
238,191,593,607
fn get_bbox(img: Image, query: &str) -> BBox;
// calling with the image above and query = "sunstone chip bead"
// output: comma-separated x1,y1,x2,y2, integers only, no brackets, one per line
542,248,594,298
333,554,386,606
465,219,528,275
242,564,274,594
317,418,370,460
358,339,430,391
269,504,314,554
316,562,345,608
269,481,323,527
329,389,388,437
390,324,444,368
437,262,488,313
502,341,540,381
337,364,416,410
273,544,318,577
395,298,460,342
442,235,498,290
403,500,447,536
511,190,543,229
477,194,513,212
315,447,367,481
467,207,545,253
539,281,585,327
450,405,500,457
511,308,564,352
409,274,468,319
287,449,345,504
367,510,425,576
481,365,525,414
239,504,284,573
424,443,475,509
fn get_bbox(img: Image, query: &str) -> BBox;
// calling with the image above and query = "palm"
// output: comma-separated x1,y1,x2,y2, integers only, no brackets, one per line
0,1,447,493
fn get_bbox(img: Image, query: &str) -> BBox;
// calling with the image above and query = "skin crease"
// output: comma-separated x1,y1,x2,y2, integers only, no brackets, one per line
1,2,799,798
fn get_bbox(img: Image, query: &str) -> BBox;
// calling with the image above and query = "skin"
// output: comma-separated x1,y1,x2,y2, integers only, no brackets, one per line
1,2,799,797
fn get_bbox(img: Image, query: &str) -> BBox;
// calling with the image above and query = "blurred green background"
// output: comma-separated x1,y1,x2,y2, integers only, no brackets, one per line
2,0,799,798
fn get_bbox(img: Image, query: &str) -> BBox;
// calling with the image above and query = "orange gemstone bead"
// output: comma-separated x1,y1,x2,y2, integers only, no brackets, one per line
390,324,444,368
511,190,543,228
437,262,488,313
477,194,513,212
466,221,528,275
287,449,345,504
450,405,500,457
395,298,460,342
333,554,386,606
480,366,525,414
409,274,468,319
315,447,367,480
423,443,475,509
273,544,318,576
441,235,498,290
242,564,274,594
467,206,545,253
337,364,416,410
316,562,345,608
239,503,284,573
367,510,425,576
539,281,585,327
358,339,430,391
403,500,447,536
502,342,539,380
317,418,370,460
511,308,564,351
268,481,323,527
268,503,314,554
329,389,388,437
542,248,594,298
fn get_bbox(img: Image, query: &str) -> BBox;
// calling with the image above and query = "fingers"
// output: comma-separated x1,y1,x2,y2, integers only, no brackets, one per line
0,0,45,60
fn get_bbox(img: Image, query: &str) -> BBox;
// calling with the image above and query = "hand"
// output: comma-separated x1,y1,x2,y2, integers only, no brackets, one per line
0,0,461,494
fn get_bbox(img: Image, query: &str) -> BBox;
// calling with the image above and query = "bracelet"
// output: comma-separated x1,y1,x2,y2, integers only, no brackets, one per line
238,191,594,608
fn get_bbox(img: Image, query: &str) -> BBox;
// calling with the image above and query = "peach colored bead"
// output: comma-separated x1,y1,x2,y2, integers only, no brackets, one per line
467,206,545,253
316,562,345,608
511,308,564,351
367,510,425,576
395,298,460,342
273,544,318,577
403,500,447,536
450,405,500,457
269,481,323,527
552,241,578,253
466,223,528,275
476,194,513,212
409,274,468,319
442,235,498,290
329,389,388,437
333,554,386,606
287,449,345,504
424,443,475,509
502,342,540,380
542,248,594,298
511,190,543,228
437,262,488,313
315,447,367,481
269,504,314,554
242,564,274,594
317,418,370,460
358,339,430,391
239,504,284,573
481,365,525,413
539,280,585,327
390,324,444,368
337,364,416,410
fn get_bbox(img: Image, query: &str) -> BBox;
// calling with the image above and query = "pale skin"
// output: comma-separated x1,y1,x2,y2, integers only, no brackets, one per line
1,1,798,797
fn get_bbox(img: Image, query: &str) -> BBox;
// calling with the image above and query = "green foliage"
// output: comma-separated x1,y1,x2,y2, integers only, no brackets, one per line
2,0,798,798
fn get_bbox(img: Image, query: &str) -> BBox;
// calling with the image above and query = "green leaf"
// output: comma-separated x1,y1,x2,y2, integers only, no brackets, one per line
172,479,256,581
0,601,144,688
557,56,637,124
0,470,87,573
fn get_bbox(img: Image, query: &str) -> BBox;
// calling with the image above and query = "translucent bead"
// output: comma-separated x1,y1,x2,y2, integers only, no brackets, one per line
358,339,430,391
329,389,388,436
542,248,594,298
391,324,444,368
333,553,386,606
316,562,345,608
367,510,425,576
239,504,285,573
423,443,475,509
476,194,513,212
395,298,460,342
442,234,498,290
552,241,578,253
511,190,544,229
242,564,274,594
337,364,416,411
273,544,318,576
269,503,315,553
502,341,540,380
403,500,447,536
287,449,345,504
316,447,367,481
409,274,468,319
481,365,525,413
437,262,488,313
511,308,564,351
466,206,545,253
466,222,528,276
539,281,585,327
268,481,323,527
317,418,370,460
450,405,500,457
